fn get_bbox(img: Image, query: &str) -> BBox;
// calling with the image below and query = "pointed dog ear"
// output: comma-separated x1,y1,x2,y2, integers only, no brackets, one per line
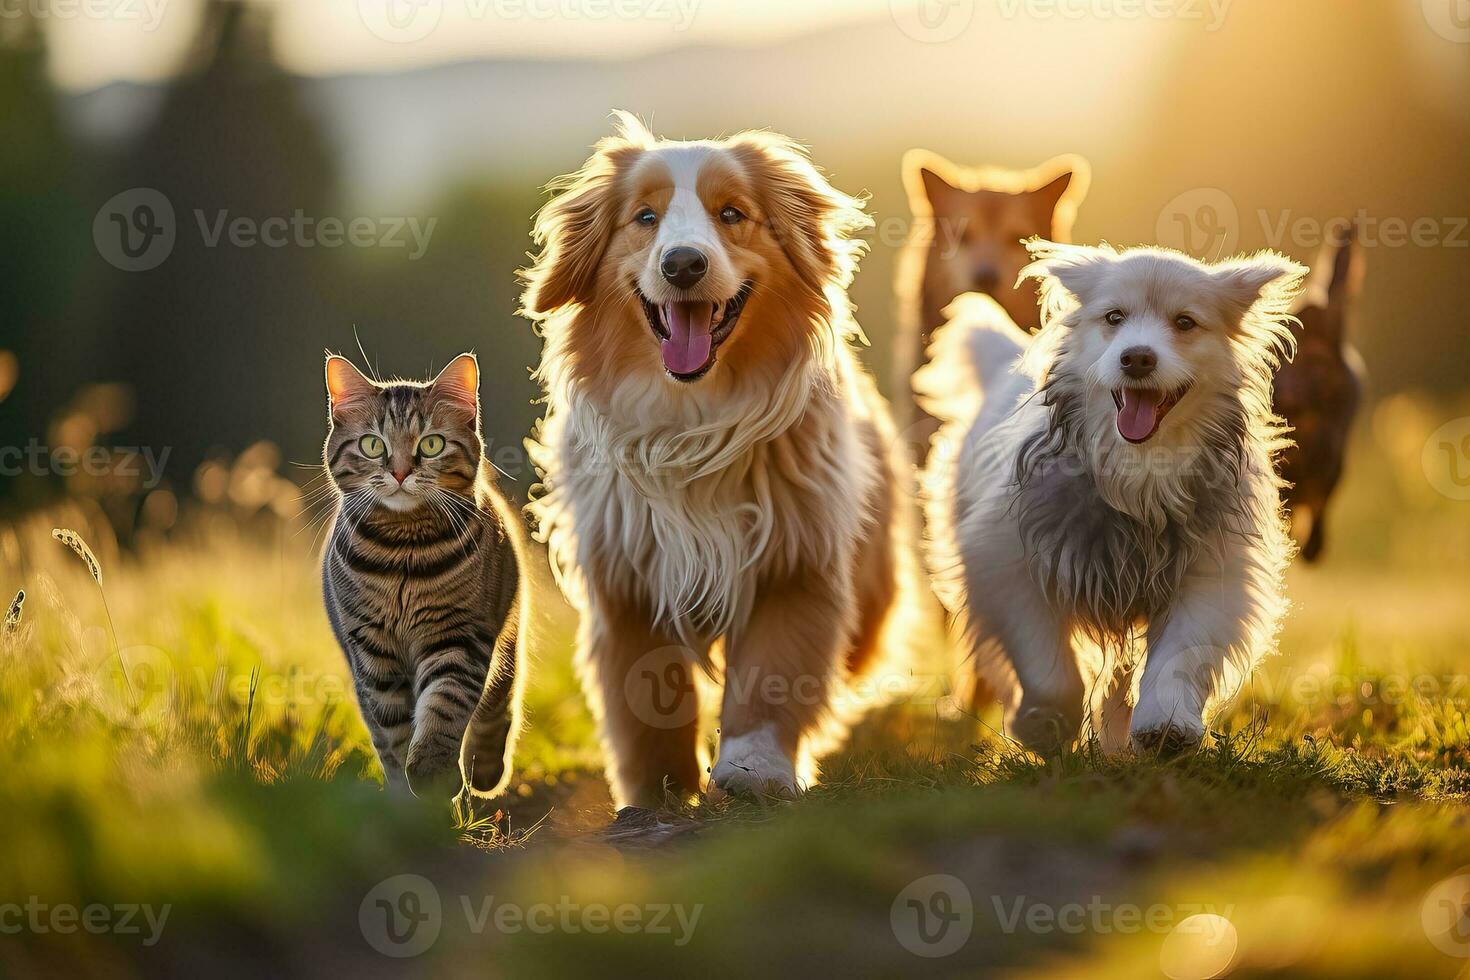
1029,170,1074,220
730,131,873,294
1020,239,1115,303
1321,220,1364,313
1023,155,1090,241
1211,251,1308,323
1016,239,1120,335
520,114,652,318
901,149,965,216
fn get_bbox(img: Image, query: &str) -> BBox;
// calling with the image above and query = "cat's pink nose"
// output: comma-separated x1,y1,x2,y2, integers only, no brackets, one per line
392,467,411,485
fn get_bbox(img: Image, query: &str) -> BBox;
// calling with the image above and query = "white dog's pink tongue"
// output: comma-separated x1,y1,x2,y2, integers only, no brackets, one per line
661,301,715,375
1117,388,1163,442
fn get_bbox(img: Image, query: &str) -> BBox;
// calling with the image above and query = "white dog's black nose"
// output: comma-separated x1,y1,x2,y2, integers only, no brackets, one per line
1120,346,1158,379
661,247,708,290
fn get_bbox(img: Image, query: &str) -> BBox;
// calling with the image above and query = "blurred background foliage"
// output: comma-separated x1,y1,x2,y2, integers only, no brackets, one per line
1,0,1467,530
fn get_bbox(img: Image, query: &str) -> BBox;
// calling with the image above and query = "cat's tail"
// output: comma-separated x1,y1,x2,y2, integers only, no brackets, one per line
460,600,525,798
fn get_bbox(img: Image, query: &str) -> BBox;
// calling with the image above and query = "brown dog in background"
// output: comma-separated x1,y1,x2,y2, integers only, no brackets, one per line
894,151,1089,445
1273,222,1365,562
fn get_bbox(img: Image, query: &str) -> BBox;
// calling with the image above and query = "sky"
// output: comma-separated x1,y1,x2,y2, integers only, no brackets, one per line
40,0,904,91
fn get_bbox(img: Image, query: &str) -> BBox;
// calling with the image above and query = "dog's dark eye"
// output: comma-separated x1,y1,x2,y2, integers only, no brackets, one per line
1175,314,1198,331
635,207,657,227
1105,309,1126,326
719,206,744,225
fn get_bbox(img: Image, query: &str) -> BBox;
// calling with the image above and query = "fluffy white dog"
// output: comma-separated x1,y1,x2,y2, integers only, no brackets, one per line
918,240,1306,754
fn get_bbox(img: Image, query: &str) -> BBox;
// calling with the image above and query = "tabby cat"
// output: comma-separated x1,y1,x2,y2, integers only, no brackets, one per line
321,352,525,800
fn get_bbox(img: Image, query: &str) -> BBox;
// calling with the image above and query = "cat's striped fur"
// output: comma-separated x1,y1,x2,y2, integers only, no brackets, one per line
321,353,525,800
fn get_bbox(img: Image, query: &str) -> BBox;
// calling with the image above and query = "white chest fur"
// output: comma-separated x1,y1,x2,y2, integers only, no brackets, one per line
531,368,873,642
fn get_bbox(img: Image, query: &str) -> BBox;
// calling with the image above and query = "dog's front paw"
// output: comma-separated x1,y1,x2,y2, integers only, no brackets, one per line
710,724,798,799
1129,724,1203,758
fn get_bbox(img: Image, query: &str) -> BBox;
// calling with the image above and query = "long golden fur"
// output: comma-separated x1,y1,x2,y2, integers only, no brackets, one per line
520,113,919,807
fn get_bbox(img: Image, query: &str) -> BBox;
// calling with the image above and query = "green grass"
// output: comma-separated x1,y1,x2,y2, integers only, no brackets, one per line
3,393,1470,978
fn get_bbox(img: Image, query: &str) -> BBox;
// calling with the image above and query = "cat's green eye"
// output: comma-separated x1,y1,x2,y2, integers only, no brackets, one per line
358,435,386,458
417,434,446,458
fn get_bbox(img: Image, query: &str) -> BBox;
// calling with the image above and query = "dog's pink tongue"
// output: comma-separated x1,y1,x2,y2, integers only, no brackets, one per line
661,301,715,375
1117,388,1163,442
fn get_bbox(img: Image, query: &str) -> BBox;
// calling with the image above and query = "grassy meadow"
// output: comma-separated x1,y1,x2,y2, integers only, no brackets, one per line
2,392,1469,979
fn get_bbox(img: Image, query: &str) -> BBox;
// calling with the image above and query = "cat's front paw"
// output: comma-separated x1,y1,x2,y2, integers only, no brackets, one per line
463,749,510,798
404,748,464,801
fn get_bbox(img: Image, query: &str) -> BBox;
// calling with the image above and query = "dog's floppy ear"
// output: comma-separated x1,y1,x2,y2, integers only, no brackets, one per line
1210,250,1308,324
1209,251,1308,365
731,132,873,294
1020,239,1116,309
521,112,652,318
902,149,965,216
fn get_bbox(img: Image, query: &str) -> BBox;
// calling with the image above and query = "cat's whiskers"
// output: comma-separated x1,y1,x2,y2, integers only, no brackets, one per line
426,487,479,557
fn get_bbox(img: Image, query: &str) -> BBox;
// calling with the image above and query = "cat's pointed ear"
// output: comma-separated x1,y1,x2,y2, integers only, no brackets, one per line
325,355,374,415
431,353,479,412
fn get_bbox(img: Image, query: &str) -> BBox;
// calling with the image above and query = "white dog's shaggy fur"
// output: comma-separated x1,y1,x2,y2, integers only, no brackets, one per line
918,240,1306,753
521,114,919,806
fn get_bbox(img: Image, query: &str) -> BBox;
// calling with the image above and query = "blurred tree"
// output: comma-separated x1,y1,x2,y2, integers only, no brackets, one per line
0,12,91,513
101,0,338,477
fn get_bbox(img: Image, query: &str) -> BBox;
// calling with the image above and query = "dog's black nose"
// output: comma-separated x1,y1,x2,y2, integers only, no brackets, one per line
1120,346,1158,379
660,247,708,290
971,264,1001,293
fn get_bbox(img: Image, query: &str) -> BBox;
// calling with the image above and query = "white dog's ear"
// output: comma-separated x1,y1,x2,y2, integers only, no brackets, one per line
1210,251,1308,323
1020,239,1116,308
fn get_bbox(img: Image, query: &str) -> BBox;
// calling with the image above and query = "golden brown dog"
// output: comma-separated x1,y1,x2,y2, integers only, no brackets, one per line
521,114,917,807
895,151,1089,445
